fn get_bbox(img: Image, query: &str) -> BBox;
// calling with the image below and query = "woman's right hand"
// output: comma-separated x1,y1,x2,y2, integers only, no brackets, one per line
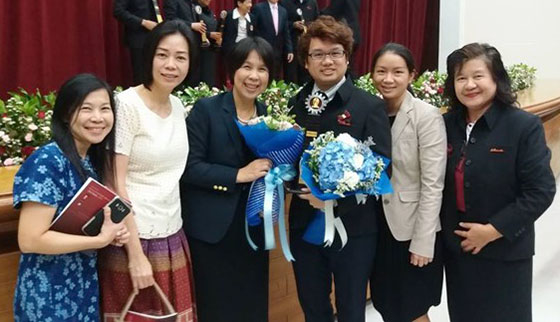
128,254,155,289
236,158,272,183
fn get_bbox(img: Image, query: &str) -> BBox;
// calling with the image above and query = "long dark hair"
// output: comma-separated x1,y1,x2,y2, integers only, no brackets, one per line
443,43,517,109
51,73,116,184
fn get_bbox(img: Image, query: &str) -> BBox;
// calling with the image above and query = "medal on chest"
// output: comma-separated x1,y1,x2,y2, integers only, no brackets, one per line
305,91,328,116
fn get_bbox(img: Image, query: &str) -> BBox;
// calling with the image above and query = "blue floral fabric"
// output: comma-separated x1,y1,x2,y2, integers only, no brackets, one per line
12,142,100,321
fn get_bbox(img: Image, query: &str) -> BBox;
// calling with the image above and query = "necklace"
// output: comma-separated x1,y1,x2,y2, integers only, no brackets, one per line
236,107,257,125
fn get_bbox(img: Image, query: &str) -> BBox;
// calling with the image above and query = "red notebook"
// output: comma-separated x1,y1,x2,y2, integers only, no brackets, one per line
50,177,117,235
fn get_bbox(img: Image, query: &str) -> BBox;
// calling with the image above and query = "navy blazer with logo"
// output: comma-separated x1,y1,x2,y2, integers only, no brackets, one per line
181,92,266,243
442,103,556,260
288,78,391,236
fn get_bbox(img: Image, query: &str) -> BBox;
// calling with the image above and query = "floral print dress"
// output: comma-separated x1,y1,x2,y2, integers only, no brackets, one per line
12,142,100,321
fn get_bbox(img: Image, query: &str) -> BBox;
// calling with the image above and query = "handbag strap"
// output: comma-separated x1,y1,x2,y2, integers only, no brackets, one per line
153,282,176,314
117,282,176,321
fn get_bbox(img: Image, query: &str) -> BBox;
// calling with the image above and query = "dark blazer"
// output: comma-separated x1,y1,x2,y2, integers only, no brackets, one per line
442,103,556,261
322,0,361,45
181,92,266,243
164,0,218,46
113,0,158,48
222,10,256,55
288,78,391,236
252,2,293,56
163,0,195,23
280,0,319,47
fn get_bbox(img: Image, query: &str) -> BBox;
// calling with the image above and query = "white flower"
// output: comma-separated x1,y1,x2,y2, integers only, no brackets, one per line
3,158,14,166
353,154,364,169
41,126,50,132
28,124,38,131
342,171,360,189
25,133,33,142
277,121,293,130
336,133,357,147
2,135,10,143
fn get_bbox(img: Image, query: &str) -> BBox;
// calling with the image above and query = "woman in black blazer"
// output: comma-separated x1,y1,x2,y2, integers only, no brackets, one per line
180,37,274,322
441,43,556,322
222,0,255,57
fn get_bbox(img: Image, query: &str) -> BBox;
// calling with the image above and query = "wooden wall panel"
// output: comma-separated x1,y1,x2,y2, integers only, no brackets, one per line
0,252,19,322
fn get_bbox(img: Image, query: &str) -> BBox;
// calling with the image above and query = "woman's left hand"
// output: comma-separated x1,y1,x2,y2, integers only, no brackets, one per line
297,188,325,209
111,226,130,247
454,222,503,254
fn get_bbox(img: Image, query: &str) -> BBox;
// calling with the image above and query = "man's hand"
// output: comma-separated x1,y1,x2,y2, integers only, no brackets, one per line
287,53,294,63
297,188,325,209
192,22,207,34
141,19,158,30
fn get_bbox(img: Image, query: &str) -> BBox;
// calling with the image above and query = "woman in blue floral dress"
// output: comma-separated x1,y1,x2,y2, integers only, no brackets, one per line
12,74,130,321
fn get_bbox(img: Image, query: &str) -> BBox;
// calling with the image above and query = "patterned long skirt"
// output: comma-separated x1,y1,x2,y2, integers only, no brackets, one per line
98,229,196,322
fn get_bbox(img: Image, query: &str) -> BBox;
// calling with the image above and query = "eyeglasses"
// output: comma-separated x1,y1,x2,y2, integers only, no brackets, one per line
308,50,346,61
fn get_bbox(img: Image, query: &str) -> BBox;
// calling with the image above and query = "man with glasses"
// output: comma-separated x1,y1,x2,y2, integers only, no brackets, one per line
287,15,391,322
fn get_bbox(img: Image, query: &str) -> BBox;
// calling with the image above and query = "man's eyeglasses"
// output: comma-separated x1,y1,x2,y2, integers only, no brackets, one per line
308,50,346,61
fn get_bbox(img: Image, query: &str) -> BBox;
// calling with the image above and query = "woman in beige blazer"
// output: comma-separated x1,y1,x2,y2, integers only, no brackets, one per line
369,43,447,322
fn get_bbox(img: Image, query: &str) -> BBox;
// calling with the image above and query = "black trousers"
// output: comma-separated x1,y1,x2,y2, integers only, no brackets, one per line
290,230,376,322
285,56,311,86
187,196,269,322
186,48,217,87
129,46,144,86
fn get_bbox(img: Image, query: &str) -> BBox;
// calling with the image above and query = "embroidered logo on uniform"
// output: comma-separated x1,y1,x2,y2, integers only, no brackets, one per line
490,147,505,153
305,92,328,115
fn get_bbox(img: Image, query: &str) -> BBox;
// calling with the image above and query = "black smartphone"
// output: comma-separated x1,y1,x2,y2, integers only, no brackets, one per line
82,197,131,236
284,182,309,195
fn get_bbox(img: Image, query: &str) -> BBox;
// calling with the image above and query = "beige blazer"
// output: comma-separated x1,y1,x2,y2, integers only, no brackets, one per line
382,91,447,258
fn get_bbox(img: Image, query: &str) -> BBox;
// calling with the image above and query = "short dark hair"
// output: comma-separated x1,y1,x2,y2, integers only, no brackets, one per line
51,73,116,184
372,42,416,74
297,15,354,66
227,37,274,86
443,42,516,109
141,20,197,90
235,0,250,8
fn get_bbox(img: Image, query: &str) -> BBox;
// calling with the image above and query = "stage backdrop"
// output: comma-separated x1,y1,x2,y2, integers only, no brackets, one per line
0,0,438,97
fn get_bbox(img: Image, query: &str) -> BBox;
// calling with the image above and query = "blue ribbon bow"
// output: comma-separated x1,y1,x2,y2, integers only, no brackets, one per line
246,164,296,261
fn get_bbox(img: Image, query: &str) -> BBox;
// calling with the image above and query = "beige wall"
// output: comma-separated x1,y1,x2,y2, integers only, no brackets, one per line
439,0,560,79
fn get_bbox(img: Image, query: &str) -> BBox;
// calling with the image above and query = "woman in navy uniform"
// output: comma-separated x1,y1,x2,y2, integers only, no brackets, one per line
441,43,556,322
222,0,255,56
180,37,274,322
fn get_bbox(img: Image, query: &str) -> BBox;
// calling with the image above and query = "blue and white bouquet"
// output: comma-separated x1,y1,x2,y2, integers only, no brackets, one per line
236,87,303,261
300,132,392,247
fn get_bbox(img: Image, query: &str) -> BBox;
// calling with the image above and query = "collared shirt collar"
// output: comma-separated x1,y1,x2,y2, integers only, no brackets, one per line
268,1,278,10
232,8,251,22
456,101,501,131
312,76,347,103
